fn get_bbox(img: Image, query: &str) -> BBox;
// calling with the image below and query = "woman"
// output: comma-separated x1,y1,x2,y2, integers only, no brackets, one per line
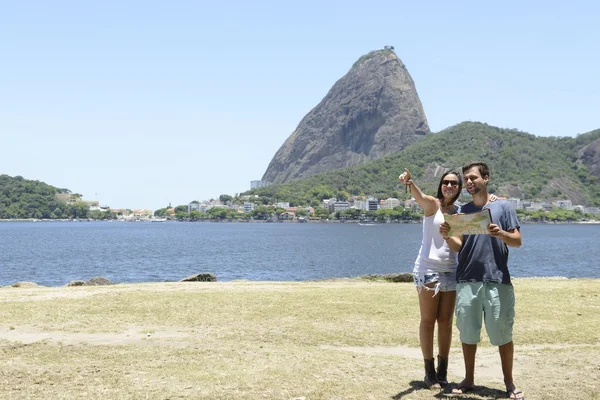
399,168,493,389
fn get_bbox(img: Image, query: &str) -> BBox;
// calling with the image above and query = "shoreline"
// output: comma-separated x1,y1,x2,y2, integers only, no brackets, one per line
2,274,595,290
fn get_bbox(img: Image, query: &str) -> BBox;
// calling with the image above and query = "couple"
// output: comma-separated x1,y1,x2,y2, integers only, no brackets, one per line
399,162,524,399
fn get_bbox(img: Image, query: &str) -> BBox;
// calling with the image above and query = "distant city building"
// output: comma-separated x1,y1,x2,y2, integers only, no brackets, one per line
274,202,290,209
243,202,255,213
383,198,401,209
353,200,365,210
229,204,244,213
404,198,423,211
525,202,553,212
329,201,350,213
188,202,201,213
505,198,523,210
132,209,153,218
553,200,573,210
250,180,271,189
322,198,337,209
365,197,379,211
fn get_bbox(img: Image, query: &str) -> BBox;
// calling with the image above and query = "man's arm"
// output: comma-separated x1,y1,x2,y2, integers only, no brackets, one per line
488,225,522,247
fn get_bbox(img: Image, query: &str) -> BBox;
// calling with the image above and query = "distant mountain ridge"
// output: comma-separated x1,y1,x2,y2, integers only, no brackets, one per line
262,48,429,184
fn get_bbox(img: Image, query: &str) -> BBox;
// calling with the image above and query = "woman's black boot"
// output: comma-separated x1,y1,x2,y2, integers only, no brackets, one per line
424,358,441,389
436,355,449,386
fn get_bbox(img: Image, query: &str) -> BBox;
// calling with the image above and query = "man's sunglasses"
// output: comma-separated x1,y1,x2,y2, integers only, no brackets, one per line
441,180,459,187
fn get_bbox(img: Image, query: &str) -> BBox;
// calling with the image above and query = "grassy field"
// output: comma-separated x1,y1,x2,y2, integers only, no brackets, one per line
1,278,599,399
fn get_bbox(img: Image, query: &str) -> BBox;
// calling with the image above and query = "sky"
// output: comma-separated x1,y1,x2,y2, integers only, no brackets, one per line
1,1,598,211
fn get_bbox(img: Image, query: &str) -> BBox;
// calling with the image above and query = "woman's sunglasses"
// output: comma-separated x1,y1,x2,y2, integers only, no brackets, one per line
441,180,459,187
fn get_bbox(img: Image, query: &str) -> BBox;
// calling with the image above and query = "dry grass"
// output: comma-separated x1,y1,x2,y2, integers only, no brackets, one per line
0,279,599,399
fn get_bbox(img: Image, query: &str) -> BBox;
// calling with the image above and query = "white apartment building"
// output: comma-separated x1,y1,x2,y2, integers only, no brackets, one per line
382,198,401,209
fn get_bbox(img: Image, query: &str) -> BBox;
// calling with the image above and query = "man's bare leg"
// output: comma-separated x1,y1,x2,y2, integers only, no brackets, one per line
499,341,524,398
452,343,477,393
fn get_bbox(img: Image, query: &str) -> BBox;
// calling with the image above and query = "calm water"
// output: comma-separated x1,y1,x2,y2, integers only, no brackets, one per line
0,221,598,286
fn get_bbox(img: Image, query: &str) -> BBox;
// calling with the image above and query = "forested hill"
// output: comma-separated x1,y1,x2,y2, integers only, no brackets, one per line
0,175,75,219
249,122,600,207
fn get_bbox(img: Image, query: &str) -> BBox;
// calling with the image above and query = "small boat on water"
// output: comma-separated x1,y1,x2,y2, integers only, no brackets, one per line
151,218,167,222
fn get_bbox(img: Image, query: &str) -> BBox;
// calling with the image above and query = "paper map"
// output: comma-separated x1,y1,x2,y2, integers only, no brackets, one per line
443,209,492,236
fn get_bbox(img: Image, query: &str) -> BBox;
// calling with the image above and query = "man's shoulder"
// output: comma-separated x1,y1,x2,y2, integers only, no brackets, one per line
458,202,476,213
489,199,513,212
488,199,507,206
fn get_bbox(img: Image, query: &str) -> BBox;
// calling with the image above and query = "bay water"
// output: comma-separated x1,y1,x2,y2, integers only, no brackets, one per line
1,221,598,286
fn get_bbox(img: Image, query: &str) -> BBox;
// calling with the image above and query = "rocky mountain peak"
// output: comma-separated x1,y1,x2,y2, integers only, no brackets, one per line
262,48,430,184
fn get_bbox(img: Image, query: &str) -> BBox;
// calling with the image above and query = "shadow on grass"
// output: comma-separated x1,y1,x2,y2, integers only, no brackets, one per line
392,380,508,399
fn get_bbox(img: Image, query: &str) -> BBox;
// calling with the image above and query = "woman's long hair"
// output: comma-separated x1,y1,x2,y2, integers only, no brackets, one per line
436,170,462,206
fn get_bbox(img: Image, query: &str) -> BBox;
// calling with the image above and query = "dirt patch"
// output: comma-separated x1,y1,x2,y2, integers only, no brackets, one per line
0,325,191,347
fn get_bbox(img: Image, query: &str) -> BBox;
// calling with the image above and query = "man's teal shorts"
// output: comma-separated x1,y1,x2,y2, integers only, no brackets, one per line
455,282,515,346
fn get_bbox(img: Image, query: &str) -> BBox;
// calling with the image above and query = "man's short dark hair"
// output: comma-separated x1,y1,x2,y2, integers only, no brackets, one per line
462,162,490,179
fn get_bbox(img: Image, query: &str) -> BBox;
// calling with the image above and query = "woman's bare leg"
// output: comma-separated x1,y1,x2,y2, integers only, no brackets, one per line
436,290,456,358
418,285,440,359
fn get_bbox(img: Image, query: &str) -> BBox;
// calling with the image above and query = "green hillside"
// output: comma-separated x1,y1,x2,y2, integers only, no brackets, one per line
249,122,600,206
0,175,109,219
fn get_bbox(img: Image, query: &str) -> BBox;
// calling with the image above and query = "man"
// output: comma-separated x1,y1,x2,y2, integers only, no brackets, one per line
439,162,525,400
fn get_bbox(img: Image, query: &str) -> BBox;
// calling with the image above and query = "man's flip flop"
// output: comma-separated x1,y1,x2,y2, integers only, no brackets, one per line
507,389,525,399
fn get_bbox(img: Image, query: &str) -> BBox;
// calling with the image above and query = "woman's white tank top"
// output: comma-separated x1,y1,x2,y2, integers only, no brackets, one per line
414,204,458,272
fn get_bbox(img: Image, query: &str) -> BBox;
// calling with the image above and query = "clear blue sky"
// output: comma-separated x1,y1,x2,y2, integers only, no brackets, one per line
1,1,598,211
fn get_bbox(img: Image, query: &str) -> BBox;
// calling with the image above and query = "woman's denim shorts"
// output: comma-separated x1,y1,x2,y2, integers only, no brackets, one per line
413,270,457,296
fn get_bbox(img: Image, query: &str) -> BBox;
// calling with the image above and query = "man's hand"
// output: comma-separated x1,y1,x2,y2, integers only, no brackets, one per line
488,224,522,247
488,223,502,238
